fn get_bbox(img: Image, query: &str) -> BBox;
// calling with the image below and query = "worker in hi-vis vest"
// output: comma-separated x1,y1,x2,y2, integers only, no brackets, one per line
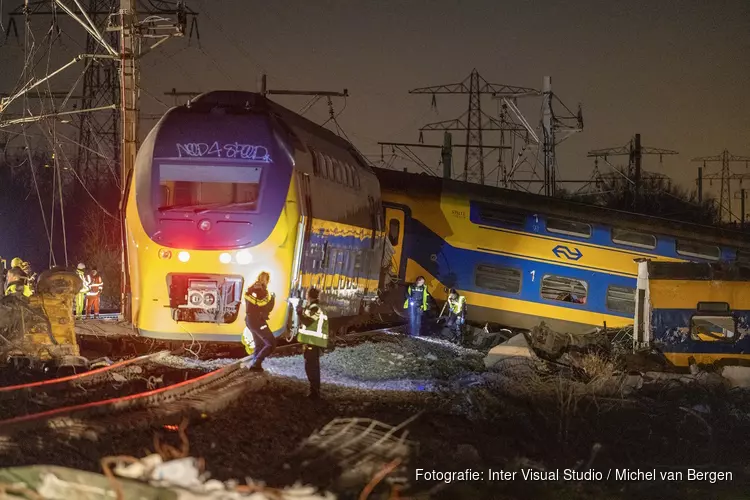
446,288,467,341
296,287,330,400
243,271,276,371
403,276,429,337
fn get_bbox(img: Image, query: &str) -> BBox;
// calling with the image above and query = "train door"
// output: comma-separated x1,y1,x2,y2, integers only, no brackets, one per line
384,207,406,283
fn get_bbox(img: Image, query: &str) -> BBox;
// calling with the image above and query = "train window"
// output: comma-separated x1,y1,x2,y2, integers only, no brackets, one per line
676,240,720,261
611,228,657,249
158,164,261,210
477,203,526,227
353,168,361,189
334,160,344,184
344,163,353,187
388,219,400,246
474,264,522,294
606,285,636,314
324,155,334,180
690,316,736,342
311,151,319,175
546,218,592,238
541,275,588,304
736,250,750,266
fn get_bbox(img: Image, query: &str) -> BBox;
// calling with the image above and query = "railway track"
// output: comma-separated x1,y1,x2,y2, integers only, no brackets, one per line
0,350,170,395
0,355,262,444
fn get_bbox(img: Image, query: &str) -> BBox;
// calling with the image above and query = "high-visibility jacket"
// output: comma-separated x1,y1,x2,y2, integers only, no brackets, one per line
76,269,89,294
403,284,429,311
244,283,275,329
87,274,103,296
297,301,329,348
5,280,31,297
448,295,466,316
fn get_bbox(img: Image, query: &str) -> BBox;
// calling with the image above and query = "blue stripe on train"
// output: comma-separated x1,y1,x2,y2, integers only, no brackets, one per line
468,201,737,262
652,308,750,354
402,216,635,318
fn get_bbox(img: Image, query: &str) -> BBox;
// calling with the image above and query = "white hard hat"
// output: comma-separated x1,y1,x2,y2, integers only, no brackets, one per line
77,263,85,270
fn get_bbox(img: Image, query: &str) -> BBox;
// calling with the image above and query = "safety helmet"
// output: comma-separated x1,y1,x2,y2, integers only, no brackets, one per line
77,263,86,270
11,257,22,268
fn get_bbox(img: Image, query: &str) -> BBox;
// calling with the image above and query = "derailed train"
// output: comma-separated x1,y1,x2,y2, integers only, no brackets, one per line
124,90,750,343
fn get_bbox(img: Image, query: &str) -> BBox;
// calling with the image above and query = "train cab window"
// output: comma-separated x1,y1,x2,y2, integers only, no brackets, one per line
676,240,720,261
388,219,400,246
611,228,657,250
353,169,361,189
546,218,591,238
541,275,588,304
344,163,353,187
606,285,636,314
474,264,522,294
158,164,261,210
476,203,526,227
690,316,736,342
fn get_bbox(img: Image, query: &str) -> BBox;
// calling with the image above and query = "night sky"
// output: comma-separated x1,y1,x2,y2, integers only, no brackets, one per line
2,0,749,193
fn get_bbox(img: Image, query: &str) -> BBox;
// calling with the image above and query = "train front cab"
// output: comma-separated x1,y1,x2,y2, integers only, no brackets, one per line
635,260,750,368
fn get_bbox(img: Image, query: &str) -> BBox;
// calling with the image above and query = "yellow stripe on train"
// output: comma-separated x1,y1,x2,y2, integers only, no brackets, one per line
649,279,750,310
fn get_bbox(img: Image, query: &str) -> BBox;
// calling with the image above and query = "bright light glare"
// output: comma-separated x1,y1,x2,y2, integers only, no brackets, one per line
219,252,232,264
177,251,190,263
236,250,253,265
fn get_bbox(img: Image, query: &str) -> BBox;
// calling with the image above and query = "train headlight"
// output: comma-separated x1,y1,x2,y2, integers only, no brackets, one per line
198,219,212,232
236,250,253,265
178,251,190,263
219,252,232,264
158,248,172,260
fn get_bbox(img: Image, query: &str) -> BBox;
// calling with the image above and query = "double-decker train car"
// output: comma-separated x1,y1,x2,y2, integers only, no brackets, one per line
375,168,750,334
124,91,383,341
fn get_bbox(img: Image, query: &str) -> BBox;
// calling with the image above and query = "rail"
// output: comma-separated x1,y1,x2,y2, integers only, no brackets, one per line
0,355,257,439
0,351,170,398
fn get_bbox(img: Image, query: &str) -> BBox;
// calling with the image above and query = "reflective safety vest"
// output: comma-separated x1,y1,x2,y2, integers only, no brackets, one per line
297,301,329,348
87,274,103,296
449,295,466,315
404,284,428,311
76,269,89,294
5,281,31,297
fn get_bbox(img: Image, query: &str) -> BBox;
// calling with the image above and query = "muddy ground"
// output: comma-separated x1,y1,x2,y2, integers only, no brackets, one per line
1,343,750,499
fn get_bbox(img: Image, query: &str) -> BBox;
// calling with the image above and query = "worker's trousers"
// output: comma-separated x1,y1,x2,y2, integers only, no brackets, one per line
85,294,100,318
408,305,423,337
248,322,275,368
75,292,86,318
303,344,321,397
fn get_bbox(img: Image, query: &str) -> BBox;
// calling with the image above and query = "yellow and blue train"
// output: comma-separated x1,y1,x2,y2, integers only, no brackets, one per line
375,168,750,334
124,90,750,344
124,91,384,341
642,261,750,367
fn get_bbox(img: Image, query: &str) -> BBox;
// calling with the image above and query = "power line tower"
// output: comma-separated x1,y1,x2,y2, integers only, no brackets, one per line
76,0,120,190
692,150,750,222
587,133,678,209
409,69,538,185
1,0,197,320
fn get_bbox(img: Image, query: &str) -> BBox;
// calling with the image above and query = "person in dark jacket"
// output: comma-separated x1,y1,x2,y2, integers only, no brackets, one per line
244,271,276,371
403,276,429,337
296,287,330,400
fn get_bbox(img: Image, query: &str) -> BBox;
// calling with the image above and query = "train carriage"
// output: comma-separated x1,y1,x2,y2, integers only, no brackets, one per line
124,91,383,341
375,168,750,334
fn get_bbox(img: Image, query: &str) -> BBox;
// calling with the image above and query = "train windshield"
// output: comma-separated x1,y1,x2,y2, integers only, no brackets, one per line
158,164,261,212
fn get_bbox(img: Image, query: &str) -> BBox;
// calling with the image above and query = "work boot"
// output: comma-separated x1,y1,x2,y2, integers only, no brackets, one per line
308,391,321,401
248,364,264,373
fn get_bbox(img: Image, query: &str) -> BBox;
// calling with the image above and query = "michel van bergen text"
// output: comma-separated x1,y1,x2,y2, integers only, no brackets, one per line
415,468,733,483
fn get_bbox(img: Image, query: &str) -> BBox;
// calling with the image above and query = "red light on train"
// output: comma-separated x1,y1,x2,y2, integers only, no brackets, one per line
198,219,211,231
